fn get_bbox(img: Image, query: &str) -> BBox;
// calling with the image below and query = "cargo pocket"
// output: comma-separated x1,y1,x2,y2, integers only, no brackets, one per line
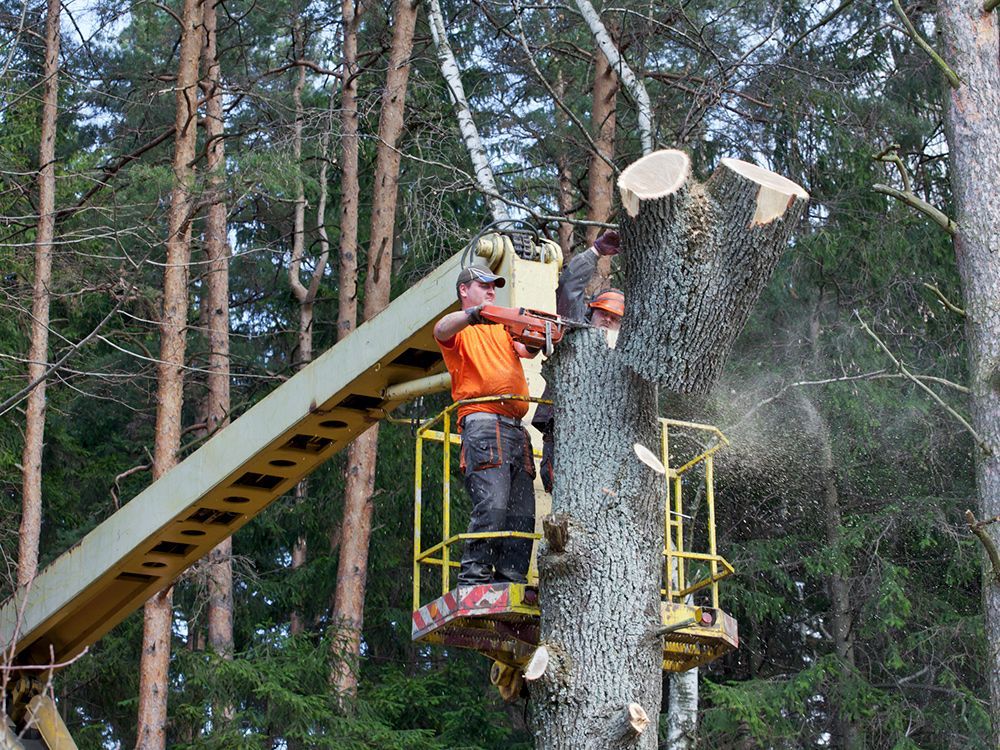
461,425,502,474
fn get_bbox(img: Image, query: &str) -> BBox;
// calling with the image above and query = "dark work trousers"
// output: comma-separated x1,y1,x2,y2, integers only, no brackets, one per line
458,417,536,585
539,428,554,493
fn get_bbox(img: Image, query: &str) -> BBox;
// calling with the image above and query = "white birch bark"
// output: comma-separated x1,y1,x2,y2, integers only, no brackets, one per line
426,0,509,221
573,0,652,155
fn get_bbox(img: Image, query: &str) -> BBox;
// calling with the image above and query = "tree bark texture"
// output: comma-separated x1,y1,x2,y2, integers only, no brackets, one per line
585,46,617,293
616,152,808,393
18,0,60,588
533,331,662,750
663,669,697,750
937,2,1000,740
331,0,417,699
200,0,233,663
137,0,202,746
535,151,807,747
337,0,364,341
427,0,508,221
330,426,378,695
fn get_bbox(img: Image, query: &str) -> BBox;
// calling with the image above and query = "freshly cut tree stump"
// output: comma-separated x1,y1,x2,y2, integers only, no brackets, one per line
617,149,809,393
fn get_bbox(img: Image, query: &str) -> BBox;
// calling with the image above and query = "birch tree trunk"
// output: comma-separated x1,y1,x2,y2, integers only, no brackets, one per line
330,0,418,700
426,0,508,221
532,150,806,748
18,0,60,588
136,0,202,746
200,0,234,667
936,2,1000,740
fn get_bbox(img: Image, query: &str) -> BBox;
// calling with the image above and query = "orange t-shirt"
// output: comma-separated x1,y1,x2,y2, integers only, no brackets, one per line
438,324,529,422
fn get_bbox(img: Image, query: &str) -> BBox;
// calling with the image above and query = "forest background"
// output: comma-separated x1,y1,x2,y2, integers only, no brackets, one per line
0,0,993,746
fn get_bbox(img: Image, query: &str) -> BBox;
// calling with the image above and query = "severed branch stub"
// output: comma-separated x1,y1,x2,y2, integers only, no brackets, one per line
966,509,1000,584
610,703,650,740
543,514,570,553
616,150,808,392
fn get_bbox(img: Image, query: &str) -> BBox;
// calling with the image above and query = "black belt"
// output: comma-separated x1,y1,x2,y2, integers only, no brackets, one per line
461,412,524,429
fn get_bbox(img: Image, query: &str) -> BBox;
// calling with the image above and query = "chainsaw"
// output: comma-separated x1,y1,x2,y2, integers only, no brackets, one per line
478,305,590,356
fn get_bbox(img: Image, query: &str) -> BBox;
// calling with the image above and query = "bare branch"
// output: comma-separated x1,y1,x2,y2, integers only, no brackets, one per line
922,282,965,317
856,312,992,455
965,510,1000,583
890,0,961,88
872,184,955,235
573,0,653,154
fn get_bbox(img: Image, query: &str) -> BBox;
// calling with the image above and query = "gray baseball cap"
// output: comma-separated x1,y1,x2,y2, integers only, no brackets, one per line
456,265,506,288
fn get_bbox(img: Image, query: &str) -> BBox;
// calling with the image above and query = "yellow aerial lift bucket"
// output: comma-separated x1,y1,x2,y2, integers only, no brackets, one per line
410,399,739,684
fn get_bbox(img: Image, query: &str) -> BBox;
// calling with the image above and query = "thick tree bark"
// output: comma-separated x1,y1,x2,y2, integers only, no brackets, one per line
136,0,202,746
200,0,233,665
584,46,617,293
534,150,806,748
617,151,808,393
534,331,662,749
18,0,60,588
426,0,508,221
937,2,1000,740
330,0,418,700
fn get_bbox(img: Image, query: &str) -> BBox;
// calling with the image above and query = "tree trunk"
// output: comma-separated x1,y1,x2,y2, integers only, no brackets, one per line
801,395,860,748
200,0,233,666
18,0,60,588
330,0,418,700
585,45,617,293
533,150,806,748
937,2,1000,741
136,0,202,746
287,29,310,637
554,70,575,256
337,0,364,340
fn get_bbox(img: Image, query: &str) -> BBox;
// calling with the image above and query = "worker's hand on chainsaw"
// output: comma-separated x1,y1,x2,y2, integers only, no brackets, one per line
593,230,620,256
465,305,486,325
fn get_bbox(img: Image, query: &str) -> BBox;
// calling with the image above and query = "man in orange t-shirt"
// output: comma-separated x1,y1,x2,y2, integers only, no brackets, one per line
434,265,539,586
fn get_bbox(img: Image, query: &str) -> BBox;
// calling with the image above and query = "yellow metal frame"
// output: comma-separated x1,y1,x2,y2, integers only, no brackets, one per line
412,395,549,613
660,419,735,608
412,407,735,618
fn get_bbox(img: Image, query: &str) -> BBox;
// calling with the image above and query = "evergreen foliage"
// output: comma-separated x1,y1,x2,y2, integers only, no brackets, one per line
0,0,991,745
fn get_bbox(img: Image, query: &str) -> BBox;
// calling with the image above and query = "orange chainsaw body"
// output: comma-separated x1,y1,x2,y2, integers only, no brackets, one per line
478,305,568,351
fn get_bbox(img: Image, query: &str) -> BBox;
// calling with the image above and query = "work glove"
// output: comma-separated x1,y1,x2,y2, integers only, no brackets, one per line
593,230,620,256
465,305,486,325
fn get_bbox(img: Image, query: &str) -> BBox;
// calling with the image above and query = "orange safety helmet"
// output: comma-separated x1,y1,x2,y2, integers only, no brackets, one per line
588,288,625,318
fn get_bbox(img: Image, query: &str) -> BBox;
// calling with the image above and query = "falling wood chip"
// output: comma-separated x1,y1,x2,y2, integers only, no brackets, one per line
633,443,665,474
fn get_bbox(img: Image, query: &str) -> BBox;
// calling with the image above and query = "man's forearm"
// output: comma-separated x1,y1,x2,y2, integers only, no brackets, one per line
434,310,472,342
